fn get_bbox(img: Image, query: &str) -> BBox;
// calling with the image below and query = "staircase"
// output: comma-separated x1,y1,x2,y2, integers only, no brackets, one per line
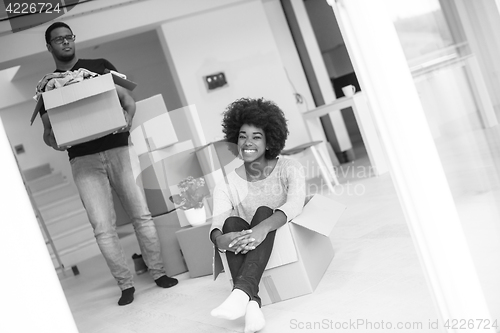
26,169,100,273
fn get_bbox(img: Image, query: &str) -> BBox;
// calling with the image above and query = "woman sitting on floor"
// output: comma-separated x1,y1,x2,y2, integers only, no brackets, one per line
209,97,306,333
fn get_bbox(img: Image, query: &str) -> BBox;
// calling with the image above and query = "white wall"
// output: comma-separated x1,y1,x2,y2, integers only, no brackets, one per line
262,0,315,114
0,68,34,110
1,101,74,180
76,30,183,109
157,0,311,149
0,117,79,333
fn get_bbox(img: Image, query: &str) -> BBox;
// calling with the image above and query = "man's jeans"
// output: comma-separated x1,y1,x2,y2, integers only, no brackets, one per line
222,206,276,307
71,146,164,290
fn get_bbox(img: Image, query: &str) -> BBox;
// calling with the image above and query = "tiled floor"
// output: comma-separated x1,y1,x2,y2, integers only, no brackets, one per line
58,132,500,333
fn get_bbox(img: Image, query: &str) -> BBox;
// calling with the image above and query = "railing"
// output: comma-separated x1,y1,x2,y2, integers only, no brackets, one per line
409,42,471,77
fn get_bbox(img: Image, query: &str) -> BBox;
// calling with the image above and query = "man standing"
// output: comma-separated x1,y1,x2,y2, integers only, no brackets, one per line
40,22,177,306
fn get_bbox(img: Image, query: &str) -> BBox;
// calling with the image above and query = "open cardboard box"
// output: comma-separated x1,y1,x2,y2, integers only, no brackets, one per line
153,211,188,276
103,68,137,91
137,140,211,225
138,140,196,217
30,73,136,147
175,221,214,278
214,194,346,305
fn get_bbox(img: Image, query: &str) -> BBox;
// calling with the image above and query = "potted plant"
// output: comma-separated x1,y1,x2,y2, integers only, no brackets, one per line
169,176,208,226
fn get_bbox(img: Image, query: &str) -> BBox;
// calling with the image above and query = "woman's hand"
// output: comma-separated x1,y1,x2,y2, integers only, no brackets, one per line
230,224,271,255
228,230,257,254
215,214,280,254
240,225,269,253
216,230,254,253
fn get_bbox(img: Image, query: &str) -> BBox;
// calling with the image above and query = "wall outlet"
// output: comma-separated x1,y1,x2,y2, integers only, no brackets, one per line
204,72,227,90
14,144,25,154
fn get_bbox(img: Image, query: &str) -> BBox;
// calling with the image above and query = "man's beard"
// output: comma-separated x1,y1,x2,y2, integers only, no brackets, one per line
56,51,75,63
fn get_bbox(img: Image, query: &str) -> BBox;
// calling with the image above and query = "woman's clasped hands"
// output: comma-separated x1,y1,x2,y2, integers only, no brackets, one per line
216,230,254,254
217,226,269,255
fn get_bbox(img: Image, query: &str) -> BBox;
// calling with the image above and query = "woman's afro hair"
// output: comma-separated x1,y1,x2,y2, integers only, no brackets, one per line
221,98,289,159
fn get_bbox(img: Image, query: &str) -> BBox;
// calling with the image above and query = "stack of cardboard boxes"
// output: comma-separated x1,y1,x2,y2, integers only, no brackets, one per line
132,94,188,277
132,96,217,277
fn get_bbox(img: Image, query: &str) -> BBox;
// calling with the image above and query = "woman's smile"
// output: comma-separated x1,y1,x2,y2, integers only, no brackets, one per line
238,124,266,162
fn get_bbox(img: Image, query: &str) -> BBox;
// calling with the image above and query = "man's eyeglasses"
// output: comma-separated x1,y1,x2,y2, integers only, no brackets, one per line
50,34,76,44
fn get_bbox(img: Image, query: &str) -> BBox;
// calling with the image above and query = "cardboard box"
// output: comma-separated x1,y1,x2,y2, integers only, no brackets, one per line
130,95,178,156
153,211,188,276
175,221,213,278
104,68,138,91
138,140,209,225
214,194,346,305
138,140,196,216
31,73,126,147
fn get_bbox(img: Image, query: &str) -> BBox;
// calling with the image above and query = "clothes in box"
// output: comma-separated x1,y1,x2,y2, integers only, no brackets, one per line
37,74,126,147
214,194,346,305
175,221,213,278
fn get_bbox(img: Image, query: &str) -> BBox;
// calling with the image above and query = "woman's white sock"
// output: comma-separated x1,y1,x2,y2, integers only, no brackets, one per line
211,289,249,320
244,300,266,333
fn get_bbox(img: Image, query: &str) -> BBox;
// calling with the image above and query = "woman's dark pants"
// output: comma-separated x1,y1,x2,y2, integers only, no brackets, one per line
222,206,276,307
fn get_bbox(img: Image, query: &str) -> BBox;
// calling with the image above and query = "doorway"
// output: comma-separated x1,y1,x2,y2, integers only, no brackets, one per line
291,0,367,166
